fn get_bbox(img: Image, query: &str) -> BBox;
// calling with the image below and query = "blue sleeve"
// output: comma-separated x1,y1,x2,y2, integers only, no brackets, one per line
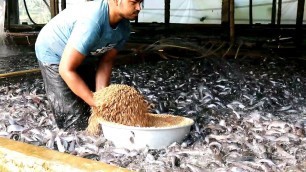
67,19,100,56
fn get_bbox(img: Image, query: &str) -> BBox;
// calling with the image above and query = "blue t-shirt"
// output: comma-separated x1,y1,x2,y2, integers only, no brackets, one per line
35,0,130,64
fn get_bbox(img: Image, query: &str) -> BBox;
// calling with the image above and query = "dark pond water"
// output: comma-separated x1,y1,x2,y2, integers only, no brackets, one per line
0,45,38,73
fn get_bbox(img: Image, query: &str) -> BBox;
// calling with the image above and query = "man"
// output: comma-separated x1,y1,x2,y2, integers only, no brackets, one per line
35,0,142,130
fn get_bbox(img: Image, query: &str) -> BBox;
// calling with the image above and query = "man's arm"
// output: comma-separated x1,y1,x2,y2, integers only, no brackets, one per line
95,48,118,91
59,44,96,107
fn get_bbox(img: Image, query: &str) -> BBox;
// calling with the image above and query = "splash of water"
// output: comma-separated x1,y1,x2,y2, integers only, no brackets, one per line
0,0,20,58
0,0,5,44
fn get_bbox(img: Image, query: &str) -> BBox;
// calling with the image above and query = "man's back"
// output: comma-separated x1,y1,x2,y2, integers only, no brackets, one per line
35,0,130,64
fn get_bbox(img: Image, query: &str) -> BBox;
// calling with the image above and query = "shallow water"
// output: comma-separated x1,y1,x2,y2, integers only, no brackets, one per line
0,44,306,171
0,45,38,73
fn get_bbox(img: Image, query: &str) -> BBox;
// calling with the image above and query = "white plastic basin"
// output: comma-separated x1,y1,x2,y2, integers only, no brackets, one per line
101,114,194,150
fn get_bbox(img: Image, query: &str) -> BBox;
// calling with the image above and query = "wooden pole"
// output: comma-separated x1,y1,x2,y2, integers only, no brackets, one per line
6,0,10,31
61,0,66,11
50,0,59,18
296,0,305,26
165,0,170,26
50,0,55,18
229,0,235,44
296,0,305,48
249,0,253,25
271,0,277,25
221,0,230,40
277,0,282,25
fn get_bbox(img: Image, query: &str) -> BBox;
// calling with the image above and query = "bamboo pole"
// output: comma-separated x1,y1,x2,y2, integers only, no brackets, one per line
0,69,41,79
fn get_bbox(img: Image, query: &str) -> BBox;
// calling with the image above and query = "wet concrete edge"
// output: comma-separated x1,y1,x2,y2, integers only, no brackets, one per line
0,137,132,172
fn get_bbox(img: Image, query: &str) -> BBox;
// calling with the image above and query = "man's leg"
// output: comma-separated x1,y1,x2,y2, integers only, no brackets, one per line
38,61,96,130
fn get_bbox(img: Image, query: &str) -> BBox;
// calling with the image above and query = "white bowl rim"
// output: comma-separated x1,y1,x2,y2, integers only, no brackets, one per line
100,117,194,131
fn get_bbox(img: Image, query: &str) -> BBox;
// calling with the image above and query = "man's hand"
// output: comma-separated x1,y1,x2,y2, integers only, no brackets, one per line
59,44,96,107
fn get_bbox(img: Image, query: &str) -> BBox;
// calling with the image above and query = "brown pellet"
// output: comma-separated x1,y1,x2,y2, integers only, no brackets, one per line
87,84,150,135
86,84,192,135
100,113,193,128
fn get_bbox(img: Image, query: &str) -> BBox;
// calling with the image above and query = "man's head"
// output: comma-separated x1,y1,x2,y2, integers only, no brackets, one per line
111,0,143,20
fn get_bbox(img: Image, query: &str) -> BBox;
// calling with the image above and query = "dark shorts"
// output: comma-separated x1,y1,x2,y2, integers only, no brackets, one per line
38,61,97,130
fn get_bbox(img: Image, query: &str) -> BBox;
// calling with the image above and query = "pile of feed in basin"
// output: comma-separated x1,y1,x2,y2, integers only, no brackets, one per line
88,84,191,134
